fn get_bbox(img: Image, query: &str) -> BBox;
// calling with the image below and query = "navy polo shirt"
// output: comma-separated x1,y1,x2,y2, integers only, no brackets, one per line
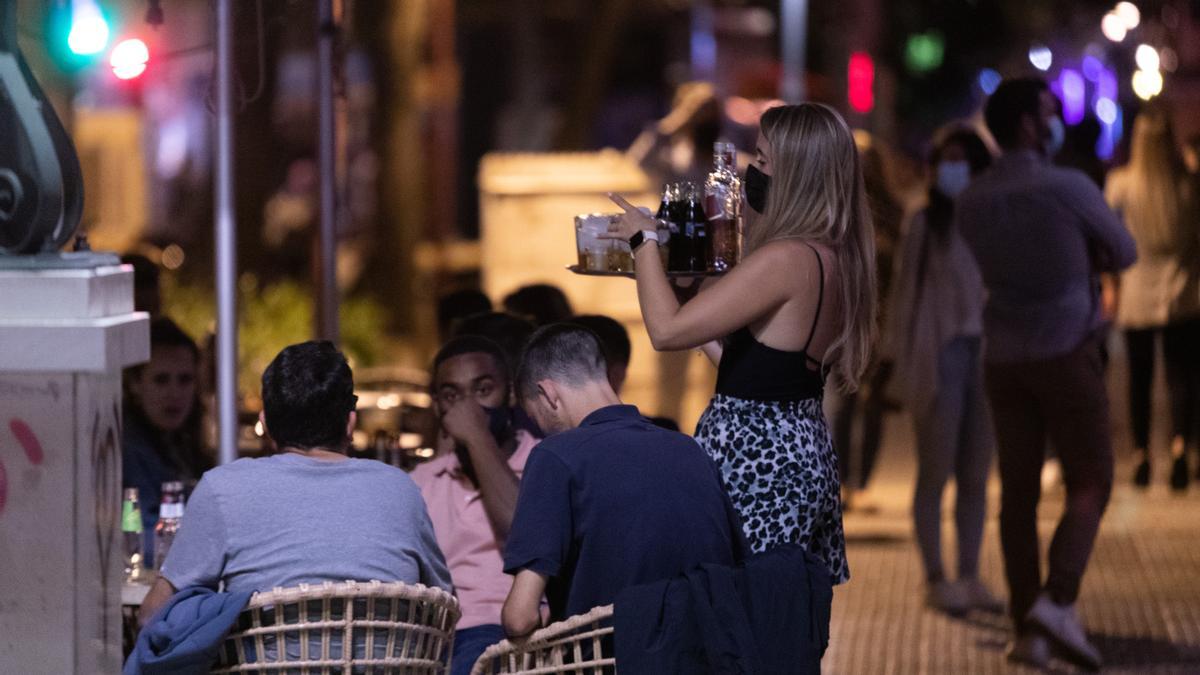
503,404,745,620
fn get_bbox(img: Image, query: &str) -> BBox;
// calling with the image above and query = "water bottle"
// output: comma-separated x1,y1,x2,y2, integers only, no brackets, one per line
121,488,144,581
154,481,185,568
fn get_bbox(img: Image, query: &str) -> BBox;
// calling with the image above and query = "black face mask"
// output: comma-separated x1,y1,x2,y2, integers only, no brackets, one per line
482,405,513,442
454,404,513,487
744,164,770,214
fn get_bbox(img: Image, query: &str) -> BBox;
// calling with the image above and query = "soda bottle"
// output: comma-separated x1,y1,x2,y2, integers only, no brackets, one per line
666,182,693,273
704,141,742,271
154,481,185,569
685,184,711,272
121,488,144,581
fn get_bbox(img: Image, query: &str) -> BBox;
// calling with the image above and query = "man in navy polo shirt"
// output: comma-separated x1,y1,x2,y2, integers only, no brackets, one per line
501,324,745,637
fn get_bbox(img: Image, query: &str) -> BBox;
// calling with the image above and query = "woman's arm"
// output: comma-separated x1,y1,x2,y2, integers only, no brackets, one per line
606,194,797,351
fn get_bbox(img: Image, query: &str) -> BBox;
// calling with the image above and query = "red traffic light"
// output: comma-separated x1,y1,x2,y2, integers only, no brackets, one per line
110,38,149,80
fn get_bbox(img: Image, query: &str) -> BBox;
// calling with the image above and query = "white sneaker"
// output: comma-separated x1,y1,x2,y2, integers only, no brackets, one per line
1026,594,1102,671
957,578,1005,614
926,580,969,616
1007,633,1050,668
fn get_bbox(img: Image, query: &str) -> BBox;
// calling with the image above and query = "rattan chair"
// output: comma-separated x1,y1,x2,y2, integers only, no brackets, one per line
469,605,615,675
210,580,461,674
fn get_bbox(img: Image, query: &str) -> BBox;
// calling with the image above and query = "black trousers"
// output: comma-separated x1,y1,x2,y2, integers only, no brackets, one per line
1125,318,1200,451
986,336,1113,631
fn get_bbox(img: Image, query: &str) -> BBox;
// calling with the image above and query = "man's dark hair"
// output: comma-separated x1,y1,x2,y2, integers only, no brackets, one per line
453,311,536,370
262,341,357,450
432,334,512,384
569,315,631,367
517,323,608,401
502,284,574,326
984,78,1049,149
437,289,492,338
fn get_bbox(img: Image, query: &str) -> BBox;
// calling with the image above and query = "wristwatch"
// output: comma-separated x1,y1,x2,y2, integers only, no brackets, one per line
628,229,660,252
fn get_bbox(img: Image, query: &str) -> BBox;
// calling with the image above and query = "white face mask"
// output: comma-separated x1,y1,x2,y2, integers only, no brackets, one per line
935,161,971,198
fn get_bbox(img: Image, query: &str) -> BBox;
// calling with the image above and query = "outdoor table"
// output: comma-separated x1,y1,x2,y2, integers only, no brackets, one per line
121,572,156,657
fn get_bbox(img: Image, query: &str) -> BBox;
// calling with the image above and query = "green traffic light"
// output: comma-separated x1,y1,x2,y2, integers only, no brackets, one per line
67,0,110,56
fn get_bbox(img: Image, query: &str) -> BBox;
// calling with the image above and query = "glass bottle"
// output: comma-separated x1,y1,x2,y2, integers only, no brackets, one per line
704,141,742,271
685,183,710,272
121,488,144,582
666,182,693,273
154,481,185,569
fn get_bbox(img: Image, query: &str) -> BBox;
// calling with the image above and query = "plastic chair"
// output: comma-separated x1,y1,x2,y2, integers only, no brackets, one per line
469,605,614,675
211,580,460,674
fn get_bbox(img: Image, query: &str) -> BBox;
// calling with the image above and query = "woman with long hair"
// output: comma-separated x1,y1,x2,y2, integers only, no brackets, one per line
606,103,876,583
123,317,213,565
1105,108,1200,490
886,128,1002,614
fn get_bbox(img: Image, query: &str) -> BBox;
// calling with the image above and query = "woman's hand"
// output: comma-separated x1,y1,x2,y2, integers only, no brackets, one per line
602,193,657,241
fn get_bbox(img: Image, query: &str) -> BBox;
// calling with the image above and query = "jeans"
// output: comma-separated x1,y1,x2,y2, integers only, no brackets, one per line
452,624,506,675
985,336,1113,631
912,336,993,583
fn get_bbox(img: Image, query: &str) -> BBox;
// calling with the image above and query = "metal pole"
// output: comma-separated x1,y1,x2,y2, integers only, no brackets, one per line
215,0,238,465
315,0,339,343
780,0,809,103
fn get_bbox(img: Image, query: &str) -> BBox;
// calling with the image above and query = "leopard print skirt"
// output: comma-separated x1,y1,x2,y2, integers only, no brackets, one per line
695,394,849,584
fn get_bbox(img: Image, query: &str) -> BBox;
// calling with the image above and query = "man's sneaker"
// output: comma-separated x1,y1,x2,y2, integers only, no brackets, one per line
926,580,969,616
1026,594,1102,671
1007,633,1050,668
958,578,1004,614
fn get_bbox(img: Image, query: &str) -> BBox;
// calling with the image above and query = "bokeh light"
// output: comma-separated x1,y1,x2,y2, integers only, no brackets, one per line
110,38,149,80
1101,12,1127,42
1028,45,1053,71
1135,44,1159,72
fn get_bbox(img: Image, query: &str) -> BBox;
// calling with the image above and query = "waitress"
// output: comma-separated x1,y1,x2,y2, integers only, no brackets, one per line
605,103,877,584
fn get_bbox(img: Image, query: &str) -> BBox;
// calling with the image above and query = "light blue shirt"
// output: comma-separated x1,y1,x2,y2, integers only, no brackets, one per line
160,453,452,594
956,150,1137,363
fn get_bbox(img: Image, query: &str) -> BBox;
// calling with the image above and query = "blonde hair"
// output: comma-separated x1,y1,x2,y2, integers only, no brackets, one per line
747,103,877,392
1109,108,1191,254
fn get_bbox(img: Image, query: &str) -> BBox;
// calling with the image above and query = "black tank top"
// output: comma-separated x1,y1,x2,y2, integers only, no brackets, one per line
714,243,828,402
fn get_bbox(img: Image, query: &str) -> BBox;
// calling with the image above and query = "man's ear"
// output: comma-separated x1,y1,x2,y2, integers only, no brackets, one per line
345,410,357,440
258,411,269,439
537,380,560,410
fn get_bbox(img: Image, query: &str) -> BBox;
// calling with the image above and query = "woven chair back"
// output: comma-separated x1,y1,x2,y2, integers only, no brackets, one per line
211,580,460,674
469,605,614,675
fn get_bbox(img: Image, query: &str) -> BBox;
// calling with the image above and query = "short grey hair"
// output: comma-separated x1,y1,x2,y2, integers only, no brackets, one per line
517,323,609,401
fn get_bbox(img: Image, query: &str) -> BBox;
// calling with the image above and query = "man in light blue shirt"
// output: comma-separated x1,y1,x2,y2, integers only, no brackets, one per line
138,341,452,623
956,77,1135,672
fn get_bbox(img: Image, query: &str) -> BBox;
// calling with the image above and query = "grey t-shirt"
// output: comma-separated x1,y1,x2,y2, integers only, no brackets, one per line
160,453,453,594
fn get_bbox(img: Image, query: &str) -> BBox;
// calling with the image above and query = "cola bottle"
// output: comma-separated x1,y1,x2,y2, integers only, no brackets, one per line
666,183,693,273
704,141,741,271
684,184,710,272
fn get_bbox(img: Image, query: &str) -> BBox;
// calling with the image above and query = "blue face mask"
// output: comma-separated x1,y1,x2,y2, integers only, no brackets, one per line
935,161,971,198
1044,116,1065,157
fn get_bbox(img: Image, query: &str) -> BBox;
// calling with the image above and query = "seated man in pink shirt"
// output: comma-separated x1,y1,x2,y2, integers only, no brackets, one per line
411,336,540,674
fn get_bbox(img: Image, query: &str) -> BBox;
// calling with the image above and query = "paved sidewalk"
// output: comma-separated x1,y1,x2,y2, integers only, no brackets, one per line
826,421,1200,673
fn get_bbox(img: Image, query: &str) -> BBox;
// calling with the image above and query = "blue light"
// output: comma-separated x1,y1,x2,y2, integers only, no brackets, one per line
1082,55,1105,82
1094,98,1118,125
1059,69,1086,125
978,68,1002,95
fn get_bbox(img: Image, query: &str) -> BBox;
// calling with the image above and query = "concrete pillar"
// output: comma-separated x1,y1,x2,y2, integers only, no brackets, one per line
0,262,148,673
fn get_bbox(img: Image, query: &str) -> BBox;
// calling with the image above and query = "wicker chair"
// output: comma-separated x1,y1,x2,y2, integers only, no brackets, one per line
469,605,615,675
210,580,461,674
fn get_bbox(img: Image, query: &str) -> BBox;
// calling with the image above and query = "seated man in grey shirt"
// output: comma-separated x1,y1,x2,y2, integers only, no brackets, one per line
138,341,452,623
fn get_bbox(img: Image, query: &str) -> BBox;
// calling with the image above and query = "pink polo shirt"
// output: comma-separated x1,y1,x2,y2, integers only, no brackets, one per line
410,430,538,630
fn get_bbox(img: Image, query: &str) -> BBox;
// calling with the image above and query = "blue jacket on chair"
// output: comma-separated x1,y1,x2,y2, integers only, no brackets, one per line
614,543,833,674
123,586,253,675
